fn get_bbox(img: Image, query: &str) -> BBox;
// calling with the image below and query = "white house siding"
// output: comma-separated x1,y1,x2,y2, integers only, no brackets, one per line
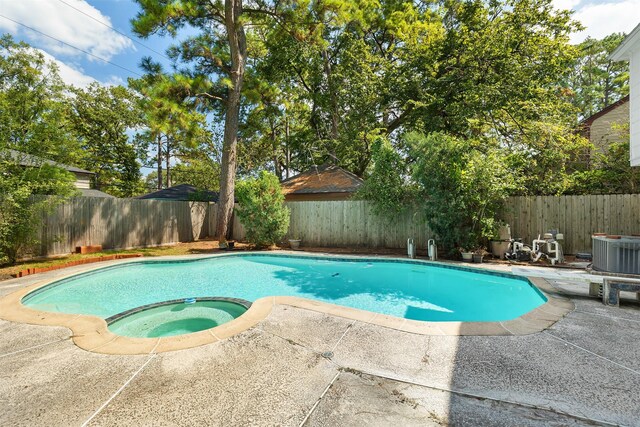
631,51,640,166
611,22,640,166
73,173,92,189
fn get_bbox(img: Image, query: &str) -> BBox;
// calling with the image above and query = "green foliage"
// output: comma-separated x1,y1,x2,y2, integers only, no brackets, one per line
567,33,629,118
70,83,145,197
129,60,213,191
241,0,584,191
235,171,290,247
356,135,415,217
0,157,76,265
171,159,221,191
567,123,640,194
0,35,77,165
1,34,149,198
408,132,515,253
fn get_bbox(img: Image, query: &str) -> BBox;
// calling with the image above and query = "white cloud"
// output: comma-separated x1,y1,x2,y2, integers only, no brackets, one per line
0,0,133,61
37,49,97,88
555,0,640,43
104,75,126,87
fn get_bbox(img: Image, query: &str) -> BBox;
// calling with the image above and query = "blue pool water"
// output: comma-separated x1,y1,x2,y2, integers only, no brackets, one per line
23,254,546,322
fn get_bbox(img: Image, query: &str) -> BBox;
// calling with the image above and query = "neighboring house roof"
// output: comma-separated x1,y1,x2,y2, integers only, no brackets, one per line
6,149,94,175
610,23,640,61
580,95,630,129
136,184,219,202
281,164,363,195
77,189,115,198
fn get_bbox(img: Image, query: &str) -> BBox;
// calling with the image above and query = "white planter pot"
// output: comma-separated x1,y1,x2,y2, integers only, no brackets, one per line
289,239,301,250
461,252,473,262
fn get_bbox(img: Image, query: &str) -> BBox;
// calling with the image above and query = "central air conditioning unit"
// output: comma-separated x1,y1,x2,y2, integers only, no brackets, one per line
592,235,640,275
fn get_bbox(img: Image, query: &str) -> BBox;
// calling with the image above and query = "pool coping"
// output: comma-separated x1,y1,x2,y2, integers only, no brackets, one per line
0,252,574,355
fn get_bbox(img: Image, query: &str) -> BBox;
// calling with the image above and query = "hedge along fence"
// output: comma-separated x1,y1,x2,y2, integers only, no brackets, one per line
27,194,640,257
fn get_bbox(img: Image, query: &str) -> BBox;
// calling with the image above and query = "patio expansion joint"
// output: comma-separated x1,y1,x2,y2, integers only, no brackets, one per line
0,337,70,359
543,331,640,376
80,353,157,427
573,309,640,324
330,323,354,353
298,371,341,427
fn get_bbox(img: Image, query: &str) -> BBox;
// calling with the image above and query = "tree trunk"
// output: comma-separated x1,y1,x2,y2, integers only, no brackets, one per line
215,0,247,240
285,116,290,179
321,47,339,161
271,120,281,179
157,134,163,190
165,137,171,188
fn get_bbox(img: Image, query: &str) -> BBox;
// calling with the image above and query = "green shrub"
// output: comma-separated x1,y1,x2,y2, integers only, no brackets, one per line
0,162,76,265
235,171,290,247
408,132,514,253
356,136,417,217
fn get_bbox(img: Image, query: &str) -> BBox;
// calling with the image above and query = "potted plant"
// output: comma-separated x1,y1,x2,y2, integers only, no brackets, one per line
472,247,488,263
218,239,228,250
288,238,301,250
459,248,474,262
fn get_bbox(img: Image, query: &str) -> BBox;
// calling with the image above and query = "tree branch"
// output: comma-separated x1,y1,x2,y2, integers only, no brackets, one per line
385,104,415,134
194,92,225,102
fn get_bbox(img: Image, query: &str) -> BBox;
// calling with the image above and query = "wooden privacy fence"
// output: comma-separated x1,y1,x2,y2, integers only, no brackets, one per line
33,197,213,256
28,194,640,257
285,200,433,248
502,195,640,254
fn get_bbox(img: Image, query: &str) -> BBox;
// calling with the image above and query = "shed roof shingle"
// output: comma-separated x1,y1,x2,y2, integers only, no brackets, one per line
281,164,363,195
6,149,94,175
136,184,219,202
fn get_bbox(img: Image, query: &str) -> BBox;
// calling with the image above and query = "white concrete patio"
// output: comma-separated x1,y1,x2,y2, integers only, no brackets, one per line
1,259,639,426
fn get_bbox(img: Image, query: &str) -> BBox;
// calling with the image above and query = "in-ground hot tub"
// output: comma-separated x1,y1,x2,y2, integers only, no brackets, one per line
106,297,251,338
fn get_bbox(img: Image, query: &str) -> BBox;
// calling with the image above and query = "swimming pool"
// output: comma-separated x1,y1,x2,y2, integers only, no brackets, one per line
23,254,546,325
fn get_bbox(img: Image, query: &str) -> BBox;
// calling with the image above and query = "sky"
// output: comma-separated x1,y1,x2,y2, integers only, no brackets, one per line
0,0,639,88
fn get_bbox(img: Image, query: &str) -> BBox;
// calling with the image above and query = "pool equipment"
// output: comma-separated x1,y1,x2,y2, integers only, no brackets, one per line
407,238,416,259
491,224,512,259
428,239,437,261
504,239,532,261
532,233,564,265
